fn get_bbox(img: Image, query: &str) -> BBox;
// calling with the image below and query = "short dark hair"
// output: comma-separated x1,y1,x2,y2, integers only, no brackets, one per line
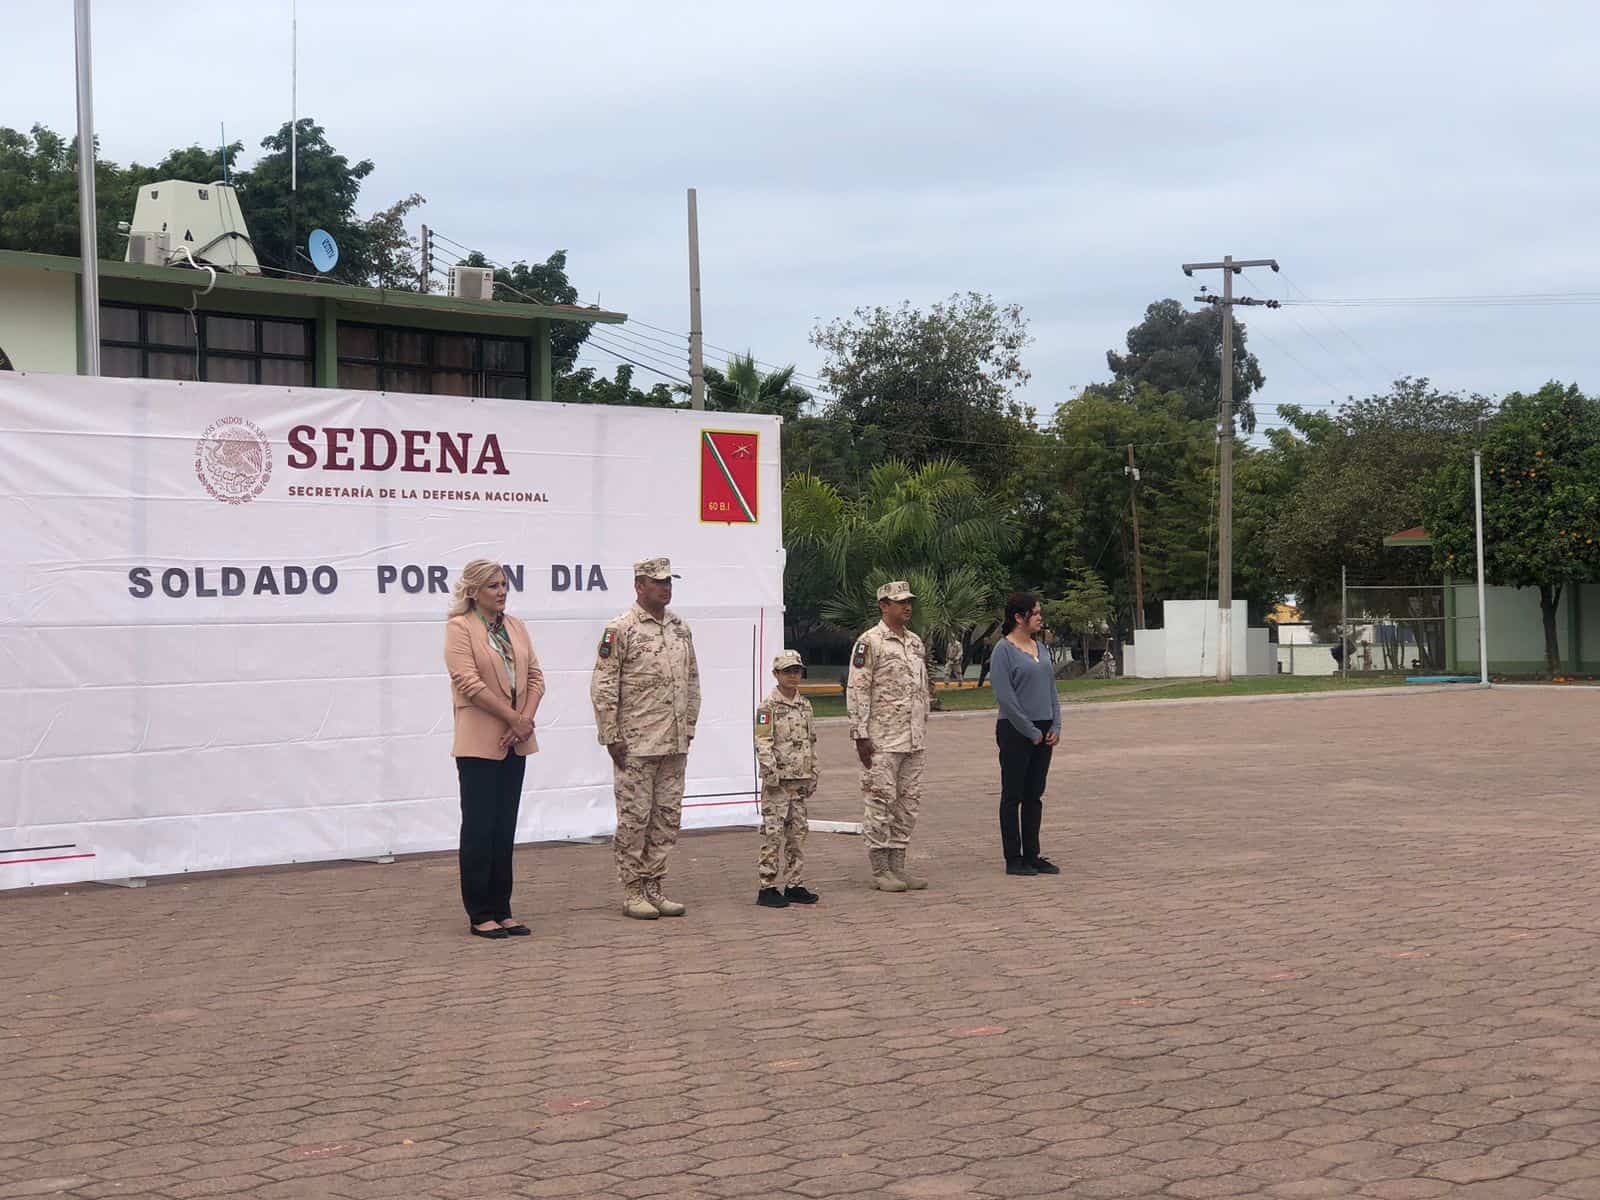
1001,592,1039,635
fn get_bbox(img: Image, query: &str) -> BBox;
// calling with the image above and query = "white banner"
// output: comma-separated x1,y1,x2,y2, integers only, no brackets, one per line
0,373,784,889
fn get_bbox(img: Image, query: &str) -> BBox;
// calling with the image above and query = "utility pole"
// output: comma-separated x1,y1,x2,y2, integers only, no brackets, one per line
73,0,100,375
1181,254,1280,682
687,188,705,410
418,224,431,294
1124,445,1146,630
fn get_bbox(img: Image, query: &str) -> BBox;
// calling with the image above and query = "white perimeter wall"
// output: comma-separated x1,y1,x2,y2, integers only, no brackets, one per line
1126,601,1274,678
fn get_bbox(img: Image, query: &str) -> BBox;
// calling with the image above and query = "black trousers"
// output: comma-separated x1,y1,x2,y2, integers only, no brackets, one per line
456,751,527,925
996,719,1054,864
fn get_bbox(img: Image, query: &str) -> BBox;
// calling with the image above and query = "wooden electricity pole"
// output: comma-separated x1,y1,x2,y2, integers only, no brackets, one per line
1180,254,1280,681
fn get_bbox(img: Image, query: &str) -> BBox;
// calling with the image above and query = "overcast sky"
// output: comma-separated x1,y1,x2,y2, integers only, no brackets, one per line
10,2,1600,433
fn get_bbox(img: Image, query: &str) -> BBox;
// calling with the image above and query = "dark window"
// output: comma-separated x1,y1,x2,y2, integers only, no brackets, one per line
336,322,532,400
100,303,315,386
206,316,255,352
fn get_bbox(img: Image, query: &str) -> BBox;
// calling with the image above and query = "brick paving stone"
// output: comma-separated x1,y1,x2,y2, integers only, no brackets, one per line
6,689,1600,1198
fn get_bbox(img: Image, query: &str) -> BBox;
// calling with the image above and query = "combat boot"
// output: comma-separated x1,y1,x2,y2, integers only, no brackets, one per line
644,878,686,917
622,881,660,920
889,848,928,890
869,848,908,892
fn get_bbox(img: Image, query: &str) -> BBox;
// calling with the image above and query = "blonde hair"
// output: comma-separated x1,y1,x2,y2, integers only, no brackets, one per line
448,559,506,618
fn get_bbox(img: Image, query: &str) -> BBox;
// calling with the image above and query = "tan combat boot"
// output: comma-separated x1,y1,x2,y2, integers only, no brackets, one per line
622,881,660,920
643,878,686,917
889,848,928,890
869,848,908,892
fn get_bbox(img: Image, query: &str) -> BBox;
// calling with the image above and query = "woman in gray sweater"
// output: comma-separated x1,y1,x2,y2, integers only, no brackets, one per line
990,593,1062,876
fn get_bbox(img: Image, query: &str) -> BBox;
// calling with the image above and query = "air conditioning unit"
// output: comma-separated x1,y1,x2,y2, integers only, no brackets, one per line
448,265,496,301
127,230,170,266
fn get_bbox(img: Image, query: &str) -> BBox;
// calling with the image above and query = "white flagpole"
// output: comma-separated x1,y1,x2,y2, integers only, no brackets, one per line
73,0,101,374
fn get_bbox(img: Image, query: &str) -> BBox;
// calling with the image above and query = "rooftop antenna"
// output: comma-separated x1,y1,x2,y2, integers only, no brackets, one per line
220,122,229,184
290,0,297,192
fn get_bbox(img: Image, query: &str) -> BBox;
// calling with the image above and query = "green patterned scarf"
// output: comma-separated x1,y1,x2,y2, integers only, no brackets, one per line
479,612,517,706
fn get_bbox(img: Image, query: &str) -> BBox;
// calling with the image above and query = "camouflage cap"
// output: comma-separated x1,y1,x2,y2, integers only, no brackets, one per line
876,580,915,601
633,556,680,580
772,650,804,672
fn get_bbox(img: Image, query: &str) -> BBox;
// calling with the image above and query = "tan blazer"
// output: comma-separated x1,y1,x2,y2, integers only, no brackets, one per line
444,612,546,759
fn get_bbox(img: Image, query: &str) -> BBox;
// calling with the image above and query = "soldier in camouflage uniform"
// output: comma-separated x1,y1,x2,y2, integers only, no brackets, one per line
590,557,702,920
847,580,931,893
754,650,820,909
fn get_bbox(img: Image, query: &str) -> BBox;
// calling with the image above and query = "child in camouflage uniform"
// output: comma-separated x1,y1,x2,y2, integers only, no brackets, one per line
754,650,820,907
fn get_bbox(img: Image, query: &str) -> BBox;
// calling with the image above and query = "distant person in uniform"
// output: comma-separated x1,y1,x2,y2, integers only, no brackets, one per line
590,557,701,920
444,559,546,940
944,638,966,685
754,650,820,908
847,580,930,893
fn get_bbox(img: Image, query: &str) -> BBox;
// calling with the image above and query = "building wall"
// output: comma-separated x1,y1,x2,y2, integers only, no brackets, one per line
1127,601,1274,678
0,267,78,373
1579,583,1600,671
1448,582,1592,673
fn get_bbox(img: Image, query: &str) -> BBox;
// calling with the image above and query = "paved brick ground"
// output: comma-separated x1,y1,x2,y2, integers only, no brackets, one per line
5,688,1600,1200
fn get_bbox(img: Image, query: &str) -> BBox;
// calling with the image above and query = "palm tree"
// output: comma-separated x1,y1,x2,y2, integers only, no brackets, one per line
704,352,811,420
790,459,1016,693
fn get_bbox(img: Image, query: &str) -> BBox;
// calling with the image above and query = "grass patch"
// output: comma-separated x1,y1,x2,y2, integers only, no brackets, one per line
806,673,1410,718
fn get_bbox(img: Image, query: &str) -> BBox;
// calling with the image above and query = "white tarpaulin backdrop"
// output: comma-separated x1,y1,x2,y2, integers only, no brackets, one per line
0,373,784,889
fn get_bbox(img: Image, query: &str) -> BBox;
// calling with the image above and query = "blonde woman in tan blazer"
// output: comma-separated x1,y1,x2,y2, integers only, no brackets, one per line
445,559,546,940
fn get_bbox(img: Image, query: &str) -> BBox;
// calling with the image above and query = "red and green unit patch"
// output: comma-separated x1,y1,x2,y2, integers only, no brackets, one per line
700,430,758,524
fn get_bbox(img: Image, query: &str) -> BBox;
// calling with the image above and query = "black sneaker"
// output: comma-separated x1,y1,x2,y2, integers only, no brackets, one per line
1028,857,1062,875
756,886,790,907
1005,861,1038,876
784,885,820,904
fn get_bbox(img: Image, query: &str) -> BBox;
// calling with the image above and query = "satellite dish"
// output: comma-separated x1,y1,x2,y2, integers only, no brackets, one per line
307,229,339,273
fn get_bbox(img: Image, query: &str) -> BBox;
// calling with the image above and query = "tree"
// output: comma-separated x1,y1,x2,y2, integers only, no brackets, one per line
810,293,1035,481
1267,379,1490,651
236,120,375,284
555,363,680,408
1424,383,1600,674
699,353,812,419
1106,298,1266,433
781,459,1016,656
1020,384,1281,655
457,250,591,373
363,193,426,290
0,123,149,262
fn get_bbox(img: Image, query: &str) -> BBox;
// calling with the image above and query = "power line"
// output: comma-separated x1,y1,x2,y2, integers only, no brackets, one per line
582,339,690,385
584,334,690,379
1278,270,1405,386
1282,290,1600,307
1242,270,1382,399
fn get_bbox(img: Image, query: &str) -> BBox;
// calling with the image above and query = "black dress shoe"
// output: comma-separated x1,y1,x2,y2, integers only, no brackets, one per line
498,922,533,936
784,885,820,904
470,925,511,939
1005,860,1039,876
757,886,791,908
1028,857,1062,875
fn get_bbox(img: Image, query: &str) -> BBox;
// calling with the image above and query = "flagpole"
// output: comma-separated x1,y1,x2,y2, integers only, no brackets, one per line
73,0,101,374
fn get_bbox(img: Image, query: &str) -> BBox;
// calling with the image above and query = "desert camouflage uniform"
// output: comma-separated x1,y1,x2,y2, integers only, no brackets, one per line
590,602,701,885
755,686,817,888
847,620,929,851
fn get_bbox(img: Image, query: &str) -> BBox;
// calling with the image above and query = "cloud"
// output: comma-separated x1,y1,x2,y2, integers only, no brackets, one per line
8,0,1600,425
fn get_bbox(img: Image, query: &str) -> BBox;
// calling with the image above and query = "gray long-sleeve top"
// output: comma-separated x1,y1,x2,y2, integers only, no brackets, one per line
990,636,1061,742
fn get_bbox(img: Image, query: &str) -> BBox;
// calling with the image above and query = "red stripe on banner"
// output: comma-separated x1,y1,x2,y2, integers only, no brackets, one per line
685,799,759,808
0,853,97,867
